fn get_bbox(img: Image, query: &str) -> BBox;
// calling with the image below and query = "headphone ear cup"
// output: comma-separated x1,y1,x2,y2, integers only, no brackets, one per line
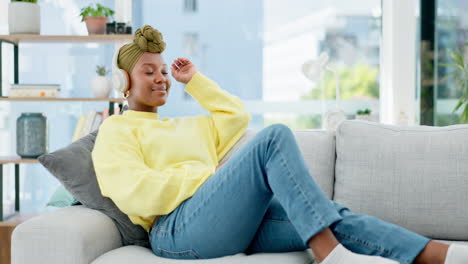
111,45,130,94
122,69,130,92
112,69,129,94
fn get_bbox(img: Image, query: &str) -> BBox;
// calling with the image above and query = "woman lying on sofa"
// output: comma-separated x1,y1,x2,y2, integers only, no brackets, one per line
91,25,468,264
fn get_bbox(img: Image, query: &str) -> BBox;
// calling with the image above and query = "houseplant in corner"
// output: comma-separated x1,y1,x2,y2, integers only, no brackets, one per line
79,3,115,35
445,44,468,123
355,108,373,121
91,65,112,98
8,0,41,34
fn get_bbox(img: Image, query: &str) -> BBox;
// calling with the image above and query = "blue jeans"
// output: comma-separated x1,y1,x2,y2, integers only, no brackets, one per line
149,124,430,263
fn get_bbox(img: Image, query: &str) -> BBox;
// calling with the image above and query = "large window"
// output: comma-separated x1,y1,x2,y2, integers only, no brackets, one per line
420,0,468,125
141,0,382,130
263,1,381,129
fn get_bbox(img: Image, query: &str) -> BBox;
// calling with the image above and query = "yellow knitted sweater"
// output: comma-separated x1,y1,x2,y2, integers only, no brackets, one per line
91,72,251,232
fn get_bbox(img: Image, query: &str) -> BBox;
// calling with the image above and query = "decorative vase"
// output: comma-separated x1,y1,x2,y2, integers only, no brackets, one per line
16,113,47,158
355,114,372,121
8,2,41,34
356,114,378,122
84,16,108,35
91,76,112,98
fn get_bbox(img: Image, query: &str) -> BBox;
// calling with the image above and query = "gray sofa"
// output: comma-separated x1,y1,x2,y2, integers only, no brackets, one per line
11,120,468,264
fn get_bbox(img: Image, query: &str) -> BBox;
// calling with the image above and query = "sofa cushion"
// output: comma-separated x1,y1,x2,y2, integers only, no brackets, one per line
38,130,150,248
91,246,316,264
37,126,336,253
47,184,81,207
334,120,468,240
12,206,122,264
220,129,336,199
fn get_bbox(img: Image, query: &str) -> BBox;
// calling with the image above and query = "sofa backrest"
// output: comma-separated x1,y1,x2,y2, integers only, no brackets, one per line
220,128,336,199
334,120,468,240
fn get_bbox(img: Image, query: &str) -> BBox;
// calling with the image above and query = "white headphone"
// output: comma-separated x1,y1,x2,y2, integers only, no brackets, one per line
111,45,130,94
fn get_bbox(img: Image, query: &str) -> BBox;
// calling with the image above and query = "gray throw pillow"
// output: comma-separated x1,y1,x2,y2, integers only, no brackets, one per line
38,130,150,248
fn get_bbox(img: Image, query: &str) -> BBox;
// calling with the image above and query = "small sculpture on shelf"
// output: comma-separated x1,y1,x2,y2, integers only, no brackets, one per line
79,3,115,35
91,65,112,98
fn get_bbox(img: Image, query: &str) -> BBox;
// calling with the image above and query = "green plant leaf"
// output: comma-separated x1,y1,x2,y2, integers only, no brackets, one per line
443,45,468,122
448,49,464,67
461,105,468,123
453,100,463,112
11,0,38,3
79,3,115,19
96,65,108,76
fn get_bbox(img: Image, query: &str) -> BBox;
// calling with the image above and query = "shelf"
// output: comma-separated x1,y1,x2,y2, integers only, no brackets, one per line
0,212,39,224
0,97,125,102
0,34,133,44
0,156,39,165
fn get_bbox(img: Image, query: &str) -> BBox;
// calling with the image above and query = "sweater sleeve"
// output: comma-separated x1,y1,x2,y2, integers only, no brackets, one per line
184,72,252,161
91,120,209,218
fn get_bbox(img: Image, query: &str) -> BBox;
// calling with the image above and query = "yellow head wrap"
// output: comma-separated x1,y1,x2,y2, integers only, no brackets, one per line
118,25,166,75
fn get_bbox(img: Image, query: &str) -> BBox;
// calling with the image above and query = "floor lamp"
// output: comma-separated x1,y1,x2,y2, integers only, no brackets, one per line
302,52,346,131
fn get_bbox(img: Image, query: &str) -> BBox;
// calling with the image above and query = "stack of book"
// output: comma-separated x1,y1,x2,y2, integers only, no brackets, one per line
9,84,61,97
72,111,103,142
71,108,117,142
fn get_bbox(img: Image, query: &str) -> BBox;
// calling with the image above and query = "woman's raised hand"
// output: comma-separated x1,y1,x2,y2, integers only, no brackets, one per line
171,58,198,84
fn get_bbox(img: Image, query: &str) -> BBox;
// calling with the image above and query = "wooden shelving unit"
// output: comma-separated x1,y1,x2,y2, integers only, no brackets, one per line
0,157,40,221
0,212,40,264
0,97,125,102
0,157,39,165
0,35,130,222
0,34,133,44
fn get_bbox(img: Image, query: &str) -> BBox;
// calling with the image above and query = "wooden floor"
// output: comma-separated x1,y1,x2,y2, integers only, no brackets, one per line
0,214,39,264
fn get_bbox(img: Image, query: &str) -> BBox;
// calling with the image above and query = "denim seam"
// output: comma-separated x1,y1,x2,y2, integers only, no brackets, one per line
175,175,225,231
157,247,202,259
271,142,325,227
263,218,291,223
334,231,409,264
161,137,274,234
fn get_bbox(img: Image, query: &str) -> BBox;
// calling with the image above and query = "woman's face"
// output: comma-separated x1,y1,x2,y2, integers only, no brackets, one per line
127,52,172,112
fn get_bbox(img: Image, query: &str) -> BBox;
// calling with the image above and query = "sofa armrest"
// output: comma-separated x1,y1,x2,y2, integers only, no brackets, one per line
11,205,122,264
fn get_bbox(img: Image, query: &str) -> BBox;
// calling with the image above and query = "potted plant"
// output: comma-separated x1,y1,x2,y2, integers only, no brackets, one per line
355,108,373,121
79,3,115,35
91,65,112,98
444,44,468,123
8,0,41,35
